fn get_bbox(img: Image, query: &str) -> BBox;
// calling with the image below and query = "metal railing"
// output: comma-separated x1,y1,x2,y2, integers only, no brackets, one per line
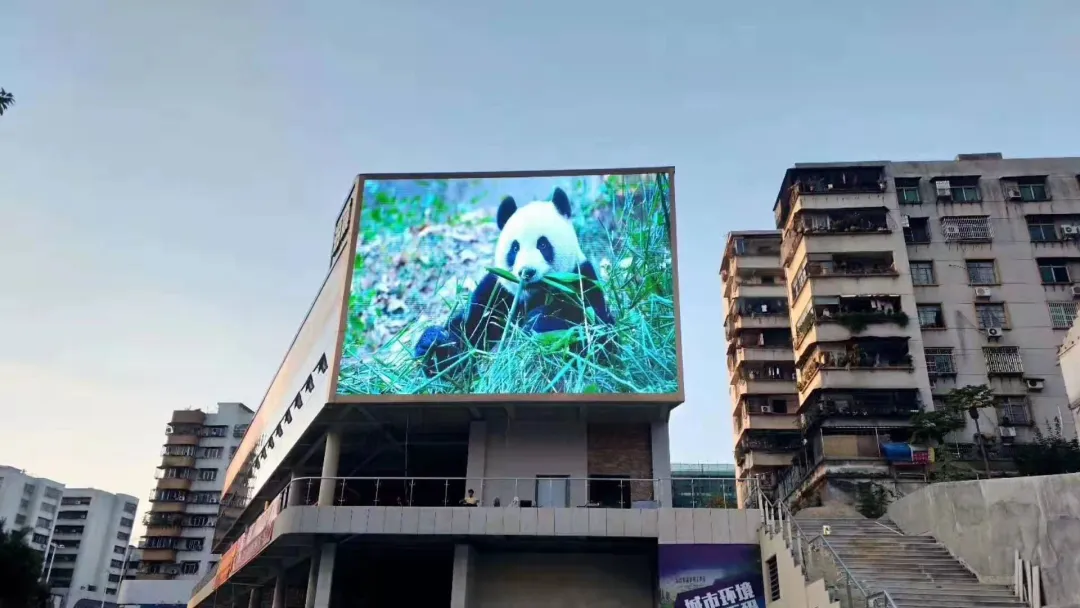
759,487,897,608
1014,550,1043,608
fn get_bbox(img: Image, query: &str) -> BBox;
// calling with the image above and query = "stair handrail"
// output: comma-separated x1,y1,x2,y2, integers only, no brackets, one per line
757,485,898,608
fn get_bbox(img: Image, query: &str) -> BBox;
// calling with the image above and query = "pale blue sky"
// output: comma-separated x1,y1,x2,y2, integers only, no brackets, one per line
1,1,1078,503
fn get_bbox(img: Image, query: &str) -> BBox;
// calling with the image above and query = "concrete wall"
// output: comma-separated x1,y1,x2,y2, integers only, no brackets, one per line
477,418,589,506
471,551,653,608
758,526,839,608
888,473,1080,606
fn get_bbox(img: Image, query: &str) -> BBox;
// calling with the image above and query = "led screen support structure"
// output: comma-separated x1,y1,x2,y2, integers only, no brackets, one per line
332,168,684,403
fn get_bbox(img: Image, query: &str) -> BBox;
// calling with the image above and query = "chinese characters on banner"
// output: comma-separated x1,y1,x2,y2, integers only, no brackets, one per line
658,544,766,608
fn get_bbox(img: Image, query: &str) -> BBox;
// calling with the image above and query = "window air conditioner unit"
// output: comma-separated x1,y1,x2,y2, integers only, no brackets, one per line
974,287,993,298
1025,378,1045,391
943,225,961,236
900,215,911,228
935,181,952,199
1003,182,1023,201
999,427,1017,438
1071,285,1080,298
986,327,1004,339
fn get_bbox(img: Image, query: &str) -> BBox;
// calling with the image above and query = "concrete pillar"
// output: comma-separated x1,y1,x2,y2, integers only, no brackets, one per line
465,421,487,503
304,550,320,608
651,419,672,507
287,472,307,507
271,573,286,608
311,543,336,608
318,431,342,506
449,544,475,608
247,586,262,608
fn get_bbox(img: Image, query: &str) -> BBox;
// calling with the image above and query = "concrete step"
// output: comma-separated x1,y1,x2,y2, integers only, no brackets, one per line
847,568,978,581
830,546,959,558
831,554,972,566
888,591,1024,607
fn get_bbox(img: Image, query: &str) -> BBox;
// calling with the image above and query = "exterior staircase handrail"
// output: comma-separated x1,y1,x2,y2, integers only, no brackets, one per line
758,485,897,608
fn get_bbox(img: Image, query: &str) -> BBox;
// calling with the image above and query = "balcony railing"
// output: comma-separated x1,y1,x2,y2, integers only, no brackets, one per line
800,397,922,431
794,309,909,350
796,350,914,391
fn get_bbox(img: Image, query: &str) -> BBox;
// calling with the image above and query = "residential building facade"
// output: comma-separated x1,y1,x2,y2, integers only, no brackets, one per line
120,402,253,608
724,154,1080,508
48,488,139,608
0,465,65,556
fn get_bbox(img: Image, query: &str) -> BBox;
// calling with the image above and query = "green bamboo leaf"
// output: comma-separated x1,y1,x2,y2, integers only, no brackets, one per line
544,272,585,284
486,267,520,283
542,278,576,294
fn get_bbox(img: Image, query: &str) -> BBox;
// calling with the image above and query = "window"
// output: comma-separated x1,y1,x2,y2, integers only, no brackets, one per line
23,483,34,495
120,518,134,529
40,503,55,514
965,260,997,285
180,561,200,575
1038,260,1072,284
199,426,228,438
1027,219,1059,242
114,545,126,555
936,177,981,202
53,525,84,535
996,397,1033,426
1005,177,1050,202
198,469,218,482
123,502,137,515
106,589,117,596
1049,302,1079,329
766,556,781,601
36,517,52,529
896,177,921,204
975,303,1008,329
86,586,97,592
917,304,945,329
32,533,49,545
154,490,186,502
61,497,91,506
910,261,936,285
117,532,130,541
57,511,87,520
941,216,992,242
984,346,1024,375
19,499,30,510
185,538,205,551
229,446,239,458
196,447,223,459
108,574,122,583
925,348,956,375
43,487,61,499
14,514,26,526
110,559,123,569
190,492,220,505
188,515,211,527
903,217,931,244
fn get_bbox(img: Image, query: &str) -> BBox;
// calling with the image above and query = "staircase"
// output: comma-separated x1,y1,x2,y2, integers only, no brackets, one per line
794,517,1026,608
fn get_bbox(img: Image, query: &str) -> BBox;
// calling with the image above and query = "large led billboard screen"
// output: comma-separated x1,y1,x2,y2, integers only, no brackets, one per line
335,169,682,400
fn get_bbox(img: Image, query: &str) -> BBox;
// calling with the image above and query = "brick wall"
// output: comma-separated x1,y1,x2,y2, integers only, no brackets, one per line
586,424,654,502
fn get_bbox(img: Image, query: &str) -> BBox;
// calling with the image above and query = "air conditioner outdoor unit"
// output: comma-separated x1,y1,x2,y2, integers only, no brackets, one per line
1063,226,1080,237
986,327,1004,339
974,287,993,298
999,427,1017,438
164,425,175,435
943,225,961,236
935,181,952,199
1025,378,1045,391
900,215,911,228
1071,285,1080,297
760,405,773,413
1003,182,1023,201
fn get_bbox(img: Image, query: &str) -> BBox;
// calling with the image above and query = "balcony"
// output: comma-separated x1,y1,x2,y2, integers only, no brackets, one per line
156,478,193,491
801,391,922,432
782,208,894,265
731,347,793,367
784,174,888,227
726,313,789,337
796,343,915,396
735,433,802,470
160,455,196,468
793,295,909,355
165,434,200,446
729,278,786,299
734,400,800,441
139,548,178,562
730,365,797,397
145,525,183,537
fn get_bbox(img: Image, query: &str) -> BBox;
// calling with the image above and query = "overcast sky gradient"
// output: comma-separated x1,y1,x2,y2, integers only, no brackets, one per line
2,1,1078,509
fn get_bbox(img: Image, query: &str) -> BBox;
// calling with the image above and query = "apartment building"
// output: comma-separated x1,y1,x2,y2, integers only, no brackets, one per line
48,488,139,608
721,232,800,506
120,402,253,608
724,153,1080,508
0,465,64,555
